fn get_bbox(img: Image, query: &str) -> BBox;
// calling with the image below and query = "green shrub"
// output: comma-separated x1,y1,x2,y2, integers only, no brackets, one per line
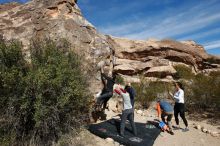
132,76,170,108
115,75,124,84
0,39,91,145
173,65,194,79
187,72,220,110
0,40,27,145
129,65,220,117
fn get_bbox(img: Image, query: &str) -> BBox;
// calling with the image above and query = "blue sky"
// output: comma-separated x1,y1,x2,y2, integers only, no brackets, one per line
0,0,27,3
78,0,220,55
1,0,220,55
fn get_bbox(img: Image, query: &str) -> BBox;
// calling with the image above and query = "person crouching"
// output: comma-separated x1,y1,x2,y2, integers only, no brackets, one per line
156,100,174,135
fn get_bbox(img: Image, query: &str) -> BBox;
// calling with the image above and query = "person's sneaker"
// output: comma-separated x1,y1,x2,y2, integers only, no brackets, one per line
169,131,175,135
183,127,189,132
120,133,125,137
173,125,180,130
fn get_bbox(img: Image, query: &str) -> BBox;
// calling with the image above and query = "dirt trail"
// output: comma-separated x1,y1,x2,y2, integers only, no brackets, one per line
86,99,220,146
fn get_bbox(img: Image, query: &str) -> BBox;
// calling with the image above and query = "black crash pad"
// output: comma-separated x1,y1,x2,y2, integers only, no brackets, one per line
88,119,161,146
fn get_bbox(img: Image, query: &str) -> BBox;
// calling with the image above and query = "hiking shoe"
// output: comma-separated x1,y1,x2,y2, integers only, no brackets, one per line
120,133,125,137
169,131,174,135
183,127,189,132
173,125,180,130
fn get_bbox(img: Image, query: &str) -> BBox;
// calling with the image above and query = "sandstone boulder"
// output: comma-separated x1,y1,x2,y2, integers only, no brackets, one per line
108,36,220,82
0,0,114,94
145,66,176,77
105,137,114,143
195,125,201,130
136,110,143,115
211,131,219,137
202,128,208,133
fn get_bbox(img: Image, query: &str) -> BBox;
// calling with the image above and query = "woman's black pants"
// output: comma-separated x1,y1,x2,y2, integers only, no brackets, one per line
174,103,188,127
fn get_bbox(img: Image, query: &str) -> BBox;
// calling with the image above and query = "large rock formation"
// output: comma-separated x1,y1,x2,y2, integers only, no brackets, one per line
107,36,220,82
0,0,115,94
1,0,220,89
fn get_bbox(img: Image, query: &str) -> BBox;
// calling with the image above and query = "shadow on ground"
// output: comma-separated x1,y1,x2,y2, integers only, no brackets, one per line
88,119,161,146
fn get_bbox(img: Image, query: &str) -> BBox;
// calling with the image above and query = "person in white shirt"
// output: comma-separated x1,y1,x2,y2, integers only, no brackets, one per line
114,84,137,137
169,82,189,131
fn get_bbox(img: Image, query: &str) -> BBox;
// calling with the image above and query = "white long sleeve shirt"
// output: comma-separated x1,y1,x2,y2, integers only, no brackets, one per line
121,92,133,110
173,88,184,103
114,88,132,110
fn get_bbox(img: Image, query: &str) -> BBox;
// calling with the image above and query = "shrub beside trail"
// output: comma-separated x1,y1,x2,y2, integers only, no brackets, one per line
0,39,91,146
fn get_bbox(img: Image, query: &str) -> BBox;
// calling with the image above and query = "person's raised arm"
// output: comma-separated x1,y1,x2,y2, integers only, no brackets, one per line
101,72,113,82
100,65,104,73
168,91,174,100
114,89,121,95
101,75,106,86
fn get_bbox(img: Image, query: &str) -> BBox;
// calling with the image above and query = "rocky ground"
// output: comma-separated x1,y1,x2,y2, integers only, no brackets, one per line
80,99,220,146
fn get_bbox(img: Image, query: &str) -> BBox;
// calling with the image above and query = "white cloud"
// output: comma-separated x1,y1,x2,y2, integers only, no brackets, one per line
178,28,220,40
204,40,220,50
98,0,220,41
135,12,220,39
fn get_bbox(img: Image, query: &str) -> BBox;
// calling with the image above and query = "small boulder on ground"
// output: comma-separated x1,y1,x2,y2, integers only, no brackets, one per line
211,132,219,137
105,137,114,143
136,110,143,115
202,128,208,133
114,141,120,146
195,125,201,130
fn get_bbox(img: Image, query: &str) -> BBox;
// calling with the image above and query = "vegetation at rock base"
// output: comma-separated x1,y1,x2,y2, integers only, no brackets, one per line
173,64,194,80
0,39,91,146
173,65,220,112
132,76,169,108
186,72,220,111
133,65,220,119
115,75,125,84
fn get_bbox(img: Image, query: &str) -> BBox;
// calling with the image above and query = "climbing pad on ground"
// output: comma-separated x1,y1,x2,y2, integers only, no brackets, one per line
88,119,161,146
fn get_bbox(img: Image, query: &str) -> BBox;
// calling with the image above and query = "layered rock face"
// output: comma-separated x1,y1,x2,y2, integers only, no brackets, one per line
0,0,114,93
1,0,220,88
107,36,220,82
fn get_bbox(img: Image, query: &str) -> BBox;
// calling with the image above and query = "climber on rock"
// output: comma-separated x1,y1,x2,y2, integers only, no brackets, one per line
95,67,117,111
